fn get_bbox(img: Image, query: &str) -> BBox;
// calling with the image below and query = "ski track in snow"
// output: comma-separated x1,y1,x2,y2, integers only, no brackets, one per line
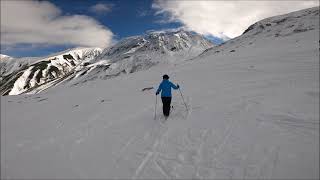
130,98,252,179
3,75,318,179
131,124,169,179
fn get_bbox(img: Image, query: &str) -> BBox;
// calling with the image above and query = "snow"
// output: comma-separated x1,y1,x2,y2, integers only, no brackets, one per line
1,7,319,179
1,31,211,96
0,56,39,77
0,54,11,59
8,66,34,95
1,47,103,95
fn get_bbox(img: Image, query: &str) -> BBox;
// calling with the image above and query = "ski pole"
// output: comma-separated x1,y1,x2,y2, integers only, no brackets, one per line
154,95,157,120
179,88,188,112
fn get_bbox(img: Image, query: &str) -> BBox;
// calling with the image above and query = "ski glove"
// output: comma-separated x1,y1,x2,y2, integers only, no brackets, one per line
177,84,180,89
156,92,159,95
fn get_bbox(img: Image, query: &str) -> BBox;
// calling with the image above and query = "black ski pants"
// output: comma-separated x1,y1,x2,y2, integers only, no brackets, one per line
161,97,172,117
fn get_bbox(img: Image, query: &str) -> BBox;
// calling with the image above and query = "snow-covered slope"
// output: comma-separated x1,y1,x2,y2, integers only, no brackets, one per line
66,30,213,87
1,30,213,96
0,54,38,77
0,54,11,60
198,6,319,58
0,48,102,95
99,30,213,62
1,7,319,179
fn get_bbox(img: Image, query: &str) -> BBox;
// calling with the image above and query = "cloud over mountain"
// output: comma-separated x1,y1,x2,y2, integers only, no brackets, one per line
152,0,319,38
89,2,114,14
1,0,114,48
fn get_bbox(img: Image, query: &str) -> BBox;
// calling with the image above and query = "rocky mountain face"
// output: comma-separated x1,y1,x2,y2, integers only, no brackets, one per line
1,48,102,95
99,30,213,62
1,30,214,95
71,30,214,85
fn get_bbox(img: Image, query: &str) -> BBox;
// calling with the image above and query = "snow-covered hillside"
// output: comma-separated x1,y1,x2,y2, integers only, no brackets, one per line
1,7,319,179
1,30,213,96
0,54,12,60
0,48,102,95
0,54,38,77
99,30,213,63
198,6,319,58
61,30,214,89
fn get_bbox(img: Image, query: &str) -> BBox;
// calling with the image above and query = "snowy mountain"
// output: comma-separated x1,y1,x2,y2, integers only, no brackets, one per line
69,30,213,86
198,6,319,58
1,30,213,96
99,30,213,63
0,54,11,59
0,48,102,95
0,54,37,77
1,7,319,179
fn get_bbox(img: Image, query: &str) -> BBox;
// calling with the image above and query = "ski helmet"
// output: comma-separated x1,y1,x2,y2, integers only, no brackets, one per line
163,74,169,79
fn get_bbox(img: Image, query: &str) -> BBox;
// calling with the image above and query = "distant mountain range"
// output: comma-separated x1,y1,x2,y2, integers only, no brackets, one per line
0,30,213,95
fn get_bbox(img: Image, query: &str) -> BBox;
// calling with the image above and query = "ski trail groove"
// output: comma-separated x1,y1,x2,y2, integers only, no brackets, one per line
210,114,240,173
155,159,171,178
131,122,169,179
194,129,211,178
269,146,280,179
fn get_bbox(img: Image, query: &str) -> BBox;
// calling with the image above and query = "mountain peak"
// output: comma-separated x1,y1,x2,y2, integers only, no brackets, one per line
241,6,319,37
0,54,12,60
100,29,214,60
1,30,214,95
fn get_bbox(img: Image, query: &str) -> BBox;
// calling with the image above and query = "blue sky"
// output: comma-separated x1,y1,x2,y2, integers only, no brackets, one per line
1,0,317,57
51,0,182,39
1,0,184,57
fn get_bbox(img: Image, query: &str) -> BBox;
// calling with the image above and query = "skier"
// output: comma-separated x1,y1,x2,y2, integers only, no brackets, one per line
156,74,179,118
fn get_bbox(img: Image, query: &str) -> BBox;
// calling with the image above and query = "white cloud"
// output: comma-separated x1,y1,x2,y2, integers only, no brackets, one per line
1,0,114,48
152,0,319,38
137,10,148,17
89,3,113,14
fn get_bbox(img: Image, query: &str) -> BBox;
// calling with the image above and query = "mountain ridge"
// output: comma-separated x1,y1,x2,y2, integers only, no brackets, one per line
1,30,214,95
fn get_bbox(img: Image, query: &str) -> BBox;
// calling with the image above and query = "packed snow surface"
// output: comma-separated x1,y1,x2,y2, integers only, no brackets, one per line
1,7,319,179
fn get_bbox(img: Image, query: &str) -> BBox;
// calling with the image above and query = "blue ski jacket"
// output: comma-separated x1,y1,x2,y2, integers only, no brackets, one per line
156,79,179,97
